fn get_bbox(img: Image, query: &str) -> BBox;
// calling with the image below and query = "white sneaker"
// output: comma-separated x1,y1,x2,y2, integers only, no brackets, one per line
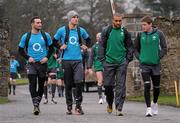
103,95,106,103
151,102,158,115
145,107,152,117
98,98,103,104
51,99,57,104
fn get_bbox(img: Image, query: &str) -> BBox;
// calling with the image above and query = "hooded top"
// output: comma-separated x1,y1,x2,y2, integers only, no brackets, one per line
134,28,167,65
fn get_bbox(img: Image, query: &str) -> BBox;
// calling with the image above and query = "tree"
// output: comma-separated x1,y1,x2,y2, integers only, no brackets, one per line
140,0,180,18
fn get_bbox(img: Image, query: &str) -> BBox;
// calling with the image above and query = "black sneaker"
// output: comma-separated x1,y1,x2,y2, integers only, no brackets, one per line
33,107,40,115
75,106,84,115
13,91,15,95
66,106,72,115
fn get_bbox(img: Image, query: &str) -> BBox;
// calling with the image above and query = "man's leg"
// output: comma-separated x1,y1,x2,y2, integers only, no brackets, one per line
115,62,128,116
151,75,160,115
72,61,85,115
12,79,16,95
63,61,73,114
96,71,104,104
103,62,115,114
141,72,152,117
28,74,39,108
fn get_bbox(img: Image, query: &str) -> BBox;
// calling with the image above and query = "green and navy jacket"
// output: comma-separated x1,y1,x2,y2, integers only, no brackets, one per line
99,25,134,64
134,28,167,65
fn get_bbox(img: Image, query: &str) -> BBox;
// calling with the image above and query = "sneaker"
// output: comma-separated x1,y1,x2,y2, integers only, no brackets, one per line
145,107,152,117
66,106,72,115
33,106,40,115
151,102,158,115
103,95,106,103
98,98,103,104
75,106,84,115
51,99,57,104
107,105,113,114
43,99,48,104
116,109,123,116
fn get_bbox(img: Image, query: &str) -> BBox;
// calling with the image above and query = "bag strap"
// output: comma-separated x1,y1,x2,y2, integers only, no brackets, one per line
25,31,48,51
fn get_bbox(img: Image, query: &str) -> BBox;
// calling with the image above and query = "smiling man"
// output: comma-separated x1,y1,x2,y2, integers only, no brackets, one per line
53,10,91,115
18,16,53,115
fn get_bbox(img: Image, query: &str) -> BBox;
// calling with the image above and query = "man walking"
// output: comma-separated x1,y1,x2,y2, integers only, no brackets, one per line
53,10,91,115
99,13,133,116
134,16,167,117
9,55,20,95
19,16,53,115
88,33,104,104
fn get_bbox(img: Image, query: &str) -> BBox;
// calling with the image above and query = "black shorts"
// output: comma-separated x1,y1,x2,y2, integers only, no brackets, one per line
10,72,17,79
26,62,47,78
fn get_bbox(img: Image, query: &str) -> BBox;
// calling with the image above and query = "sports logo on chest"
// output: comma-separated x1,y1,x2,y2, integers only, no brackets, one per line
152,35,157,40
69,36,78,45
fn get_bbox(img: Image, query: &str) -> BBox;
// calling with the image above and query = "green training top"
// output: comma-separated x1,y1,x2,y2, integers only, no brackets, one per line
105,28,127,64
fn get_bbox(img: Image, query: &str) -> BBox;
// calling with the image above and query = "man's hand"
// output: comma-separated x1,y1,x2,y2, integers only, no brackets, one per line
54,53,57,59
60,44,67,50
40,57,48,64
80,44,88,50
28,57,35,63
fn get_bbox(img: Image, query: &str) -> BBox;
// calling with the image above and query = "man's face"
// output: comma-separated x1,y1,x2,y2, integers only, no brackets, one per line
141,22,152,32
32,18,42,30
112,16,122,28
70,15,79,25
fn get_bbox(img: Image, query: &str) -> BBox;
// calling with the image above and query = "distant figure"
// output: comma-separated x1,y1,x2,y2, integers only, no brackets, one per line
9,55,20,95
43,47,58,105
99,13,133,116
18,16,53,115
53,10,91,115
88,32,104,104
134,15,167,117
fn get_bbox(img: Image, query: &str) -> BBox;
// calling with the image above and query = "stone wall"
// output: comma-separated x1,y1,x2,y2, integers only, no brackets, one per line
0,5,10,97
154,17,180,95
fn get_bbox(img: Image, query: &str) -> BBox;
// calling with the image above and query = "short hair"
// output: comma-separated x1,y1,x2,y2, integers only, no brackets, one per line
141,15,153,24
30,16,40,24
112,13,123,18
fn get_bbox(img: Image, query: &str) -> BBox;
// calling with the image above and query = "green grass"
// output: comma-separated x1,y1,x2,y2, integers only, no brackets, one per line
0,97,8,104
16,78,28,85
127,95,180,107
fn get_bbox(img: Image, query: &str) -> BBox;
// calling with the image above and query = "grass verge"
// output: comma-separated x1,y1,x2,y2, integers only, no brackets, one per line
16,78,28,85
0,97,8,104
127,95,180,107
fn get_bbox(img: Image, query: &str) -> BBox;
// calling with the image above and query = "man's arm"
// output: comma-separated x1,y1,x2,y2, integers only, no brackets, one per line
18,47,29,60
134,33,141,60
158,30,167,59
87,48,94,69
98,27,108,62
124,29,134,62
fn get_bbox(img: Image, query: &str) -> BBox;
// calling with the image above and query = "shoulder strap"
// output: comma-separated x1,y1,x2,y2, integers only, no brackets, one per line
65,25,82,45
25,31,48,51
25,32,31,51
65,26,70,45
40,31,48,48
77,26,82,45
